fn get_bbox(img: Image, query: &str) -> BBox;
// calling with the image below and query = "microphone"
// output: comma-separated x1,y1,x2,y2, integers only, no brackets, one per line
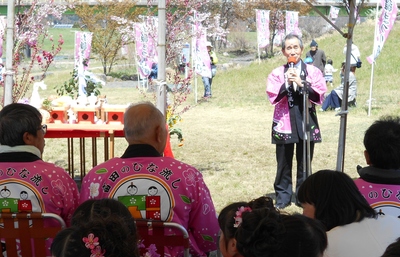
287,56,297,91
288,56,296,68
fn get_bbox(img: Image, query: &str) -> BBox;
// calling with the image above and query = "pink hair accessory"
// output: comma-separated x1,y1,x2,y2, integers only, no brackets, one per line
234,206,252,228
83,233,106,257
90,245,106,257
83,233,99,249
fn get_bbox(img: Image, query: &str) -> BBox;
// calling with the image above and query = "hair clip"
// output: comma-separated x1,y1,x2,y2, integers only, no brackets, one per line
90,245,106,257
234,206,252,228
83,233,106,257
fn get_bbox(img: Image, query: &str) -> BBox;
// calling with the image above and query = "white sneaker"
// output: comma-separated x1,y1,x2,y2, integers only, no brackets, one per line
335,107,341,111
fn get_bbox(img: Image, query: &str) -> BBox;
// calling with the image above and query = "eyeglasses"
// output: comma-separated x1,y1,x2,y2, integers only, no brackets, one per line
38,124,47,135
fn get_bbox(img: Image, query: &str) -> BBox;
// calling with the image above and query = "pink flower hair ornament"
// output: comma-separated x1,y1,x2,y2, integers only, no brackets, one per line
233,206,252,228
90,245,106,257
82,233,106,257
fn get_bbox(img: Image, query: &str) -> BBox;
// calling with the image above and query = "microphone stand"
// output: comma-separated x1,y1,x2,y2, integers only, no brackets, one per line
302,80,311,180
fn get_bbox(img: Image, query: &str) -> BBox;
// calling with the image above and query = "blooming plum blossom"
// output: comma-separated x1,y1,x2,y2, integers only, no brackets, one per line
3,1,70,105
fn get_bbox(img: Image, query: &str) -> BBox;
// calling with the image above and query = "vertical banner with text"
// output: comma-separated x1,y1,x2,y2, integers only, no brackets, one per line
367,0,398,64
74,31,93,70
193,22,211,78
328,6,340,30
285,11,301,37
256,9,270,49
135,16,158,78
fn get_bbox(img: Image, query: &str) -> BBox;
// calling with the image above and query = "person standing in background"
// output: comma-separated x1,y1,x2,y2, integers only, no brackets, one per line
306,39,326,74
202,41,218,98
324,59,337,87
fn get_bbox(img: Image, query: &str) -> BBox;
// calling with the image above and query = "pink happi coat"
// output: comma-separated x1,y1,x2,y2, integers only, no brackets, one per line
80,152,219,257
266,63,326,143
0,157,79,225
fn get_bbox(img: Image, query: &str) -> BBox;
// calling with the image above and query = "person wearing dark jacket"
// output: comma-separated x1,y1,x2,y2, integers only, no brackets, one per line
354,116,400,217
305,39,326,74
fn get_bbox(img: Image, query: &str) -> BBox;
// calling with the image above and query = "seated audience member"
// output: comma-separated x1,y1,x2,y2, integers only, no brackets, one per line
298,169,400,257
0,103,79,225
52,198,139,257
354,116,400,217
381,238,400,257
320,63,357,111
80,102,219,257
218,196,327,257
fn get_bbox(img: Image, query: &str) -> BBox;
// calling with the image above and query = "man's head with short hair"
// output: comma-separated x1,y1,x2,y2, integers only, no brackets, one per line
281,33,304,65
281,33,304,51
364,116,400,169
124,102,167,154
0,103,45,153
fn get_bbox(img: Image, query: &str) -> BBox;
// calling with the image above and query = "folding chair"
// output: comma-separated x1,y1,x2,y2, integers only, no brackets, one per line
0,212,66,257
135,219,190,257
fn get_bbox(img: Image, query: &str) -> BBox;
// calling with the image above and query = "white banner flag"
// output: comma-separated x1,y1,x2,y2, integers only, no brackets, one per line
256,9,270,48
135,16,158,78
193,23,211,78
285,11,301,36
367,0,398,64
75,31,92,69
329,6,340,23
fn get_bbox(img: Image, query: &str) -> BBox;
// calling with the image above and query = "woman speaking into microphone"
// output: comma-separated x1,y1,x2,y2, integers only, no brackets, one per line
266,33,327,209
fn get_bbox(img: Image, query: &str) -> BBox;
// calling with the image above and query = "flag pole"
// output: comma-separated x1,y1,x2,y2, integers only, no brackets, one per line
368,2,379,116
256,10,261,64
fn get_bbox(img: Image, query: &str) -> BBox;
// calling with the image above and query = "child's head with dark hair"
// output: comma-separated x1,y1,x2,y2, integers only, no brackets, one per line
52,198,139,257
218,196,274,251
327,59,333,65
363,116,400,169
298,169,376,231
72,198,135,229
51,218,139,257
218,196,327,257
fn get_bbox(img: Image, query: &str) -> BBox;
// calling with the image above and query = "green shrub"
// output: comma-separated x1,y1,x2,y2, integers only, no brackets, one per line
55,68,102,98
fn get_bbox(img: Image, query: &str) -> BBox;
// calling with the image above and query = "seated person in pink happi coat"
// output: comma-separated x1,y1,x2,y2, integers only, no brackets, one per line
355,116,400,217
80,101,219,257
0,103,80,256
